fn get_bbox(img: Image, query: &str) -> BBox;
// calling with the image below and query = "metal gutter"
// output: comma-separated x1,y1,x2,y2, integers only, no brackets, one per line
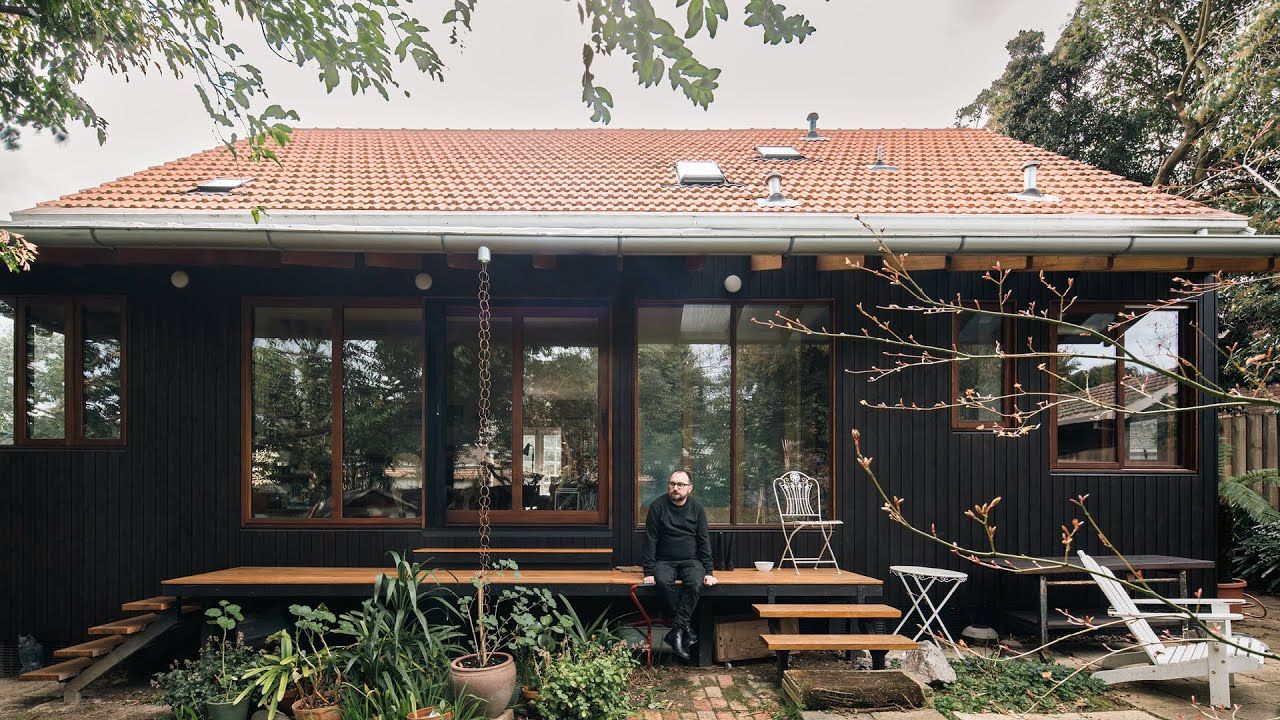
5,209,1278,257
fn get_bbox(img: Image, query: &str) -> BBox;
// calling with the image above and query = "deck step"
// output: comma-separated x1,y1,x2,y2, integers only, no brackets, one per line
88,613,161,635
415,547,612,555
122,595,176,612
753,603,901,620
54,636,125,658
19,657,94,682
760,633,918,652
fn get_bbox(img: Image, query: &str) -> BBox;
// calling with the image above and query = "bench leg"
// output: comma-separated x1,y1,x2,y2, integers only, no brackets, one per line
776,650,790,683
696,602,715,667
871,650,887,670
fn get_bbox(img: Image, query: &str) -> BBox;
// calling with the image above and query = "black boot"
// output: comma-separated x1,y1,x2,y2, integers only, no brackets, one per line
685,627,699,647
665,627,691,662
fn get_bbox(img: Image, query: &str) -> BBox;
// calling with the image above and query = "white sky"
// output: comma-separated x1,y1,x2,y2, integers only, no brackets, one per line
0,0,1076,220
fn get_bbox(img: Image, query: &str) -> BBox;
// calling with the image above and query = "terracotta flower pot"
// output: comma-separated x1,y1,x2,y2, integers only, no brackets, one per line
449,651,516,718
521,686,540,701
291,697,342,720
406,707,454,720
1218,578,1248,609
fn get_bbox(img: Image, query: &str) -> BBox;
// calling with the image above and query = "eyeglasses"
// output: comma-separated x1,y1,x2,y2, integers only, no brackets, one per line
668,482,691,488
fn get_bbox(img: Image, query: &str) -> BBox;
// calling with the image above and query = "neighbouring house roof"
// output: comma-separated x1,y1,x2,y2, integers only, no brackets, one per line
32,128,1238,218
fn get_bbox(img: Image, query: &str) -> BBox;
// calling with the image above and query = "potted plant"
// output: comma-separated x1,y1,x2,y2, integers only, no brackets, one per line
239,604,343,720
1217,461,1280,600
530,640,638,720
153,601,257,720
449,569,518,718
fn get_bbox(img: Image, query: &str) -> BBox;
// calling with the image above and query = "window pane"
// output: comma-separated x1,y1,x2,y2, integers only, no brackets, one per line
251,307,333,519
342,308,424,518
1124,310,1181,464
82,304,123,440
637,306,732,524
521,317,601,512
25,302,67,439
446,316,514,511
1,300,14,445
735,305,831,525
1056,313,1119,464
955,314,1005,425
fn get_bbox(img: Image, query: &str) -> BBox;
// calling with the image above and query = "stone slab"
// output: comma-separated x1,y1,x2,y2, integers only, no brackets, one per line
801,712,873,720
870,710,947,720
955,712,1161,720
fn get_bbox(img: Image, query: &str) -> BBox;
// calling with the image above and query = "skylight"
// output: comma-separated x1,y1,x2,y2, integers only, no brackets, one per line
191,177,252,193
675,161,726,185
755,145,804,160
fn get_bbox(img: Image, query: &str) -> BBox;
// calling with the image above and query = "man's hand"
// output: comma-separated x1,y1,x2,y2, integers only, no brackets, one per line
703,575,718,587
642,575,655,585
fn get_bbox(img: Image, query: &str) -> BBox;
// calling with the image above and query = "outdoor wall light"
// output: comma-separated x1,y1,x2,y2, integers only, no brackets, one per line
170,270,189,288
414,272,433,291
724,274,742,293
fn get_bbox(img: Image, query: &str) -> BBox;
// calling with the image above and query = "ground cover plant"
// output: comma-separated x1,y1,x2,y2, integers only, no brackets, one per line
528,639,637,720
151,601,257,720
933,657,1113,719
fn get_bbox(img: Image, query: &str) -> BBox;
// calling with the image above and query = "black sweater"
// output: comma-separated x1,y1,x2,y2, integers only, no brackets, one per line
642,495,713,576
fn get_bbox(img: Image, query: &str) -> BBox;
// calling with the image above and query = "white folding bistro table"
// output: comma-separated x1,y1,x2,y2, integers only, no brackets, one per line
890,565,968,657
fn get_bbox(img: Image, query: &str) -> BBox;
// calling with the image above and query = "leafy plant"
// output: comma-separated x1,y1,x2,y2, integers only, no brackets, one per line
336,552,465,717
1221,468,1280,526
1234,520,1280,593
237,604,342,719
204,600,248,703
152,633,257,718
934,657,1110,719
530,640,638,720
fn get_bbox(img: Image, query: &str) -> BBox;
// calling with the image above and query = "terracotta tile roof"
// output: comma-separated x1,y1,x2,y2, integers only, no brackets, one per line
38,128,1236,217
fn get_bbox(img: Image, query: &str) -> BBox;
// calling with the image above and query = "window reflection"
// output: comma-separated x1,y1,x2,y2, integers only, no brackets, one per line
342,308,423,518
446,316,514,511
735,304,831,525
1124,310,1181,464
1,300,14,445
637,305,733,524
82,304,123,440
251,307,333,519
521,317,600,512
25,302,67,439
1055,313,1119,464
955,314,1006,425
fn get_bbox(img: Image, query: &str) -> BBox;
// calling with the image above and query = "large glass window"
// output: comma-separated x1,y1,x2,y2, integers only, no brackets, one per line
1,297,125,446
952,314,1012,428
246,302,423,524
637,303,832,526
445,308,606,523
1053,307,1190,469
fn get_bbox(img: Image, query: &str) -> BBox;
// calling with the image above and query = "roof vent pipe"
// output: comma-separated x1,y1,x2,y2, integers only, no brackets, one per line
757,171,800,207
1021,161,1042,198
803,112,826,141
866,144,898,171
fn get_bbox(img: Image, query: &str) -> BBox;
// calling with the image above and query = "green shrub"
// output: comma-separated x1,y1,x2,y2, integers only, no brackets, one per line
1235,520,1280,592
934,657,1109,719
531,640,638,720
151,635,258,719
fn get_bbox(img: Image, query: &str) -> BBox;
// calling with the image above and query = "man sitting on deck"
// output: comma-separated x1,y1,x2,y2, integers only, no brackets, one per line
642,469,717,662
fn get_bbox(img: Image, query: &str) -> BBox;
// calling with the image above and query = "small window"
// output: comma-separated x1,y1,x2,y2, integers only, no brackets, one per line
1051,306,1193,470
952,314,1014,429
1,297,126,447
675,161,726,185
755,145,804,160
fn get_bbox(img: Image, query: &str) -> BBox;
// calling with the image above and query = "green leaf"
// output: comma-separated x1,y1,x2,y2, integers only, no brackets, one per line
685,0,703,38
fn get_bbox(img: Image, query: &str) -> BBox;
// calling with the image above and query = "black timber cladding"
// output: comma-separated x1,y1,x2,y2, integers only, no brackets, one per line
0,256,1218,643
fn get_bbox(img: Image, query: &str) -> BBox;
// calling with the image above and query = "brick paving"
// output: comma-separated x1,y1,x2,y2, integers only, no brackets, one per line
628,663,787,720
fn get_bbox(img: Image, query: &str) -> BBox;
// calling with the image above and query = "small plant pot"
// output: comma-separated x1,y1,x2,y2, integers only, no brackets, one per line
205,696,252,720
291,697,342,720
521,685,540,701
449,651,516,718
1218,578,1248,610
406,707,454,720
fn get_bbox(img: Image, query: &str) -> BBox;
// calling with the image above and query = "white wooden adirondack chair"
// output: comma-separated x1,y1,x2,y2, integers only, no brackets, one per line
1077,551,1270,707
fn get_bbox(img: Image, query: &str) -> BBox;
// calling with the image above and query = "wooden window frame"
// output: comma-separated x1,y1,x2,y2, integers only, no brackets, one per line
1048,302,1197,473
2,295,127,448
951,314,1016,430
443,305,611,526
633,300,836,528
241,298,427,527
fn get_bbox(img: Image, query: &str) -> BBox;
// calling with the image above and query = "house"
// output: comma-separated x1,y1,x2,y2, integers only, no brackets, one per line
4,123,1278,657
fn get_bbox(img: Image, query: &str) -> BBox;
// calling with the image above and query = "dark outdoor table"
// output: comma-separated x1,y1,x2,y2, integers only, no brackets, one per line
996,554,1215,647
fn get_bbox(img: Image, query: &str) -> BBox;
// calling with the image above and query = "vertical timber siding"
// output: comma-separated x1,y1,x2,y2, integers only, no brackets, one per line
1,258,1218,643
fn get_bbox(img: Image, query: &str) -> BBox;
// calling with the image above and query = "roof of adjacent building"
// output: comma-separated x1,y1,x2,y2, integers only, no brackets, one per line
34,128,1237,218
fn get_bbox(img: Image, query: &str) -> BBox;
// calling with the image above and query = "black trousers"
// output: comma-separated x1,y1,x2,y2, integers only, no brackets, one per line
652,559,705,630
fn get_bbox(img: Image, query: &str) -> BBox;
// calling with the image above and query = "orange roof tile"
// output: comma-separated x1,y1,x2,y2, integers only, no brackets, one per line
38,128,1236,218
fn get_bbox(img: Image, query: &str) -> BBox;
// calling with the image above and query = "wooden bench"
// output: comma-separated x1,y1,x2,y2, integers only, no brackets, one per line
754,603,909,681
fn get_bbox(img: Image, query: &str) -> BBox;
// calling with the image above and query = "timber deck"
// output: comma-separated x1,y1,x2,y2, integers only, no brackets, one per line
162,566,882,598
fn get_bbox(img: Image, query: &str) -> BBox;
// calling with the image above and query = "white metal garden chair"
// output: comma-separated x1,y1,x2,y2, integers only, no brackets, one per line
1077,550,1270,708
773,471,842,574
